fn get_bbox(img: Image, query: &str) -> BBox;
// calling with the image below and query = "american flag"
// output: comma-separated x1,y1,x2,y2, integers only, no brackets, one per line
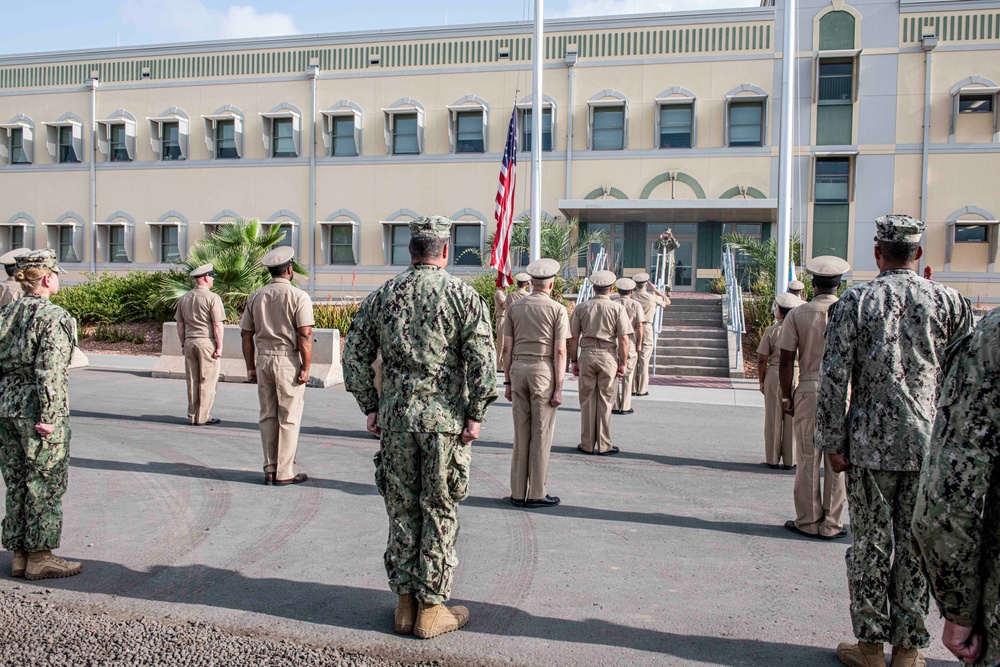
490,108,517,288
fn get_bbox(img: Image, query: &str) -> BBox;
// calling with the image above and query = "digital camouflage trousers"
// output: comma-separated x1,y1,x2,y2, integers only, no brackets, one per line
0,417,71,552
374,431,470,605
846,467,930,648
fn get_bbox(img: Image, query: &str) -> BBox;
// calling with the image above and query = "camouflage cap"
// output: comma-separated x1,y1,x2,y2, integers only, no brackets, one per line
632,272,651,283
615,278,637,291
875,214,925,244
15,248,64,274
775,293,804,309
261,245,295,268
0,248,31,266
409,215,452,240
805,255,851,277
787,279,805,291
525,258,560,280
590,270,617,288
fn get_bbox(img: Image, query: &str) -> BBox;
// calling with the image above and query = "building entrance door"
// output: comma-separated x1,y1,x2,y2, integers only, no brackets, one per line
647,222,697,291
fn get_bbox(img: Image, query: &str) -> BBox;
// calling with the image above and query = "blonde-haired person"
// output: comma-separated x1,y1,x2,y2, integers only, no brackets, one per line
0,249,81,580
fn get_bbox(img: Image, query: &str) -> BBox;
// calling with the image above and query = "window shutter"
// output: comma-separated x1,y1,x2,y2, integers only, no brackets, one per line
416,109,424,153
124,224,135,262
353,222,361,263
0,128,9,164
383,113,392,155
622,100,630,150
292,113,301,157
178,118,189,159
96,225,107,261
148,224,159,262
23,223,35,250
321,115,332,155
261,117,273,156
45,125,57,161
72,123,83,161
72,224,84,263
204,119,216,157
149,120,162,158
319,223,329,264
586,106,594,150
124,121,136,160
97,123,110,160
724,99,731,147
234,116,243,158
354,111,363,155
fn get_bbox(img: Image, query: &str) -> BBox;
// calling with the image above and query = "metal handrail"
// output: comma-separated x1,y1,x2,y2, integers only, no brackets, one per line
649,244,676,374
577,247,607,306
722,247,745,373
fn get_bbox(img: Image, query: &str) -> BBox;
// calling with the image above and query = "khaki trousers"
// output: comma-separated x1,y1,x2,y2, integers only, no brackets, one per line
579,348,618,453
509,359,558,500
792,381,846,536
614,345,638,412
633,323,654,394
184,338,220,425
762,367,795,466
495,316,507,370
256,353,306,480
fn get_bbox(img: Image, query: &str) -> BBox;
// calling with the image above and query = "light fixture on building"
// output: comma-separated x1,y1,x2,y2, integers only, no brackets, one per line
498,47,511,60
369,52,381,66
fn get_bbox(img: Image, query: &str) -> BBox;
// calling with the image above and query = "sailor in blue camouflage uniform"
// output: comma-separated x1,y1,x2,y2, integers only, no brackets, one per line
343,216,497,640
815,214,973,667
0,249,82,581
913,307,1000,667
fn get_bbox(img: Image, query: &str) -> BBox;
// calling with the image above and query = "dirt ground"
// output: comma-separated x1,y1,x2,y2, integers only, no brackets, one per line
78,322,164,356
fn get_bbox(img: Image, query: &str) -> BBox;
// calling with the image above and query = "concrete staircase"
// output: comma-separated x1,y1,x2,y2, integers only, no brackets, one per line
651,296,730,378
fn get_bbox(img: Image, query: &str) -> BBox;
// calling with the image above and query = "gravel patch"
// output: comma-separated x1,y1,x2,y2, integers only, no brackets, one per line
0,589,440,667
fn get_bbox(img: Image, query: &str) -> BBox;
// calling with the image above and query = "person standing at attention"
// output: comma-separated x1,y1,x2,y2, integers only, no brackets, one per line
0,250,81,580
569,270,631,456
342,216,497,639
612,278,644,416
175,263,226,426
778,256,850,540
816,215,972,667
757,292,802,469
240,246,314,487
502,258,570,508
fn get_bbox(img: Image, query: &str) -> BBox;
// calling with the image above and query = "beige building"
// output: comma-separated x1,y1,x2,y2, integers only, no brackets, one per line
0,0,998,302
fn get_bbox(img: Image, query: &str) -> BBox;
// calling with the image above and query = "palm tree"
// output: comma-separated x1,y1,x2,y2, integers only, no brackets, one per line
156,218,307,321
722,232,804,296
487,216,606,271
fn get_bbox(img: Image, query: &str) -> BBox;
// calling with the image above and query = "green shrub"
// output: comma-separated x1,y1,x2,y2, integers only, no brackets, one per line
467,270,501,328
708,276,727,295
92,324,147,345
313,301,361,335
53,271,177,325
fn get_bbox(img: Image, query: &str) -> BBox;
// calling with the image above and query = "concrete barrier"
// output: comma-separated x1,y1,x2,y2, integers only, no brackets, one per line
70,348,89,369
151,323,343,388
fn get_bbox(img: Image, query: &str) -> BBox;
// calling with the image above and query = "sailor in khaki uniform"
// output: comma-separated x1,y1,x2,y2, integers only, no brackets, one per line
502,258,570,508
756,293,802,468
612,278,644,415
787,280,805,298
175,263,226,426
569,270,632,455
778,256,850,539
494,273,529,371
240,246,315,486
630,272,670,396
0,248,30,308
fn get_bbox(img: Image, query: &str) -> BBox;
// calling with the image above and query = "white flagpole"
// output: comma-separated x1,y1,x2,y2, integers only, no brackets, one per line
530,0,543,262
775,0,795,294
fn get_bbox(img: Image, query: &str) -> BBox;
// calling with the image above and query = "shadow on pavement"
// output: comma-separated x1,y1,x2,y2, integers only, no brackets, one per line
69,457,826,543
0,556,924,666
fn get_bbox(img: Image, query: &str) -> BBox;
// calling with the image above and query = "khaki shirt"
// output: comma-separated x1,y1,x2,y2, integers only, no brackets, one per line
620,296,644,347
175,285,226,341
503,291,571,359
777,293,839,380
0,278,22,308
239,278,315,353
506,287,529,307
757,322,783,369
632,289,665,325
494,290,508,326
571,295,633,349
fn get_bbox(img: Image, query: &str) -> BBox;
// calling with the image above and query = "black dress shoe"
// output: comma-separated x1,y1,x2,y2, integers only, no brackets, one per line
576,444,594,454
782,464,796,470
611,410,622,415
634,392,649,397
197,417,221,426
264,473,275,486
766,463,780,469
783,519,825,539
507,496,526,507
274,473,309,486
620,409,634,415
816,528,848,540
596,446,620,456
525,495,560,508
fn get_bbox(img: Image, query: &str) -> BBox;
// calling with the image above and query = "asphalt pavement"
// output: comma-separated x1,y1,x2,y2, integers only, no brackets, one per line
0,355,960,666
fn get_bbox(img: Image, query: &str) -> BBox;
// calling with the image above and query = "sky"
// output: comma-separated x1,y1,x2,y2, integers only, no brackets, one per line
1,0,760,56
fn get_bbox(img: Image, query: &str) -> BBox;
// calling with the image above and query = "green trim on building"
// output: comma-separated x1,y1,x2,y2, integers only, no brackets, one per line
639,172,706,200
584,187,629,200
719,185,767,199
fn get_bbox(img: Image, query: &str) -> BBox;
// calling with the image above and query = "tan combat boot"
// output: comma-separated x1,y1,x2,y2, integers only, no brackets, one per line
413,601,469,639
24,551,82,581
836,640,886,667
889,647,926,667
11,550,27,578
394,593,417,634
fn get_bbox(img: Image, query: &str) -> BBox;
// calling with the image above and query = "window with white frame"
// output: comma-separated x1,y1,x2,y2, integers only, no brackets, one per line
946,211,1000,271
949,79,1000,142
727,99,766,147
0,219,33,254
42,116,83,164
97,111,136,162
452,223,483,266
518,107,553,152
204,107,243,159
814,157,852,202
97,222,134,263
148,221,185,263
149,111,189,161
45,223,83,263
0,117,33,165
590,104,627,150
272,223,294,248
261,105,301,158
383,223,413,265
384,102,424,156
448,100,488,154
320,220,360,265
656,98,695,149
321,102,363,157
